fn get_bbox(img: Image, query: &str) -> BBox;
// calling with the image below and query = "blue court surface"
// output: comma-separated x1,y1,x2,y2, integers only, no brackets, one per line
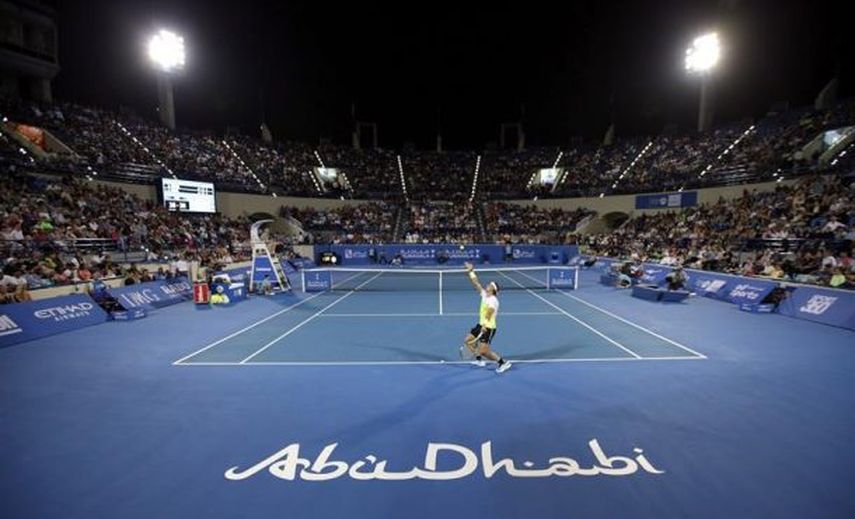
2,268,854,518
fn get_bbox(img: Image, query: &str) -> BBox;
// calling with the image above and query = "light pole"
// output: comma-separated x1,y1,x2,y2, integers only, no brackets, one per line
147,29,185,130
685,32,721,133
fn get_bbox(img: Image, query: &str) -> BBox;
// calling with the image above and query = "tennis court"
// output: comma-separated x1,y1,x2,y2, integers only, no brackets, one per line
175,267,704,366
2,266,854,518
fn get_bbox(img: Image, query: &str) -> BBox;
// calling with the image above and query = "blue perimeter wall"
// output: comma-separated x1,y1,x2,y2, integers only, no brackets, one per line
596,257,855,331
2,251,852,349
318,244,579,266
0,279,194,348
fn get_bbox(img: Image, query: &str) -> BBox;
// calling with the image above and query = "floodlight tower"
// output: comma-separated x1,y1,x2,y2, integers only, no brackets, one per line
147,29,185,130
685,32,721,133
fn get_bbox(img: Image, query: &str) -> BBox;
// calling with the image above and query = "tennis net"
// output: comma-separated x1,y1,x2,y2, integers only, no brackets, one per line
300,266,579,292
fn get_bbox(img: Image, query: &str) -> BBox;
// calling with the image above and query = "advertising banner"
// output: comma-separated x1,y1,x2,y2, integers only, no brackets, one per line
303,270,332,292
251,256,275,284
0,294,109,348
685,271,731,300
635,191,698,210
640,265,672,285
326,244,578,266
107,278,193,311
724,279,777,305
778,287,855,331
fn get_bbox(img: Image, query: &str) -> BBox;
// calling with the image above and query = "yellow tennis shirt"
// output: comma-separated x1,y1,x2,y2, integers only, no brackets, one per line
479,290,499,329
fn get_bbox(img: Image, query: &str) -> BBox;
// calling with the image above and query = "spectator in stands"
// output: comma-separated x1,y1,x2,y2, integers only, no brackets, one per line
829,267,848,288
0,169,252,293
3,97,853,200
284,202,397,244
584,172,854,289
1,266,32,303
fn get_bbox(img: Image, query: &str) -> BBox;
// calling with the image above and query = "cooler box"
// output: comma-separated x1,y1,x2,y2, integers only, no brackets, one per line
631,284,662,301
600,273,618,286
661,290,691,303
193,282,210,304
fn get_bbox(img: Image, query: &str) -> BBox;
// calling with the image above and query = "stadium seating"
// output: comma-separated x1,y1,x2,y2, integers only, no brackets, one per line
3,98,854,200
583,172,855,289
483,203,593,244
1,95,853,295
283,202,398,244
0,167,252,292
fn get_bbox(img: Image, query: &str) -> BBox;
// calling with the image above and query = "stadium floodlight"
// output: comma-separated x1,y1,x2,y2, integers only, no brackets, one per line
685,32,721,132
148,29,185,72
685,32,720,73
147,29,185,130
686,32,721,73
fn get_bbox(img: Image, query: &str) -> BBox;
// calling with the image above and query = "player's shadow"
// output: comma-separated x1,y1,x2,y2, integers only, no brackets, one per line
354,341,448,362
322,369,499,443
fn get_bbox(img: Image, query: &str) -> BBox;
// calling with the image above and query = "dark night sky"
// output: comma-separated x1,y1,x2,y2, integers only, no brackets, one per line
52,0,850,150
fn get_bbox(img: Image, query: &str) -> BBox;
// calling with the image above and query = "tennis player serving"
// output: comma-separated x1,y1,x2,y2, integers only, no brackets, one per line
461,262,512,373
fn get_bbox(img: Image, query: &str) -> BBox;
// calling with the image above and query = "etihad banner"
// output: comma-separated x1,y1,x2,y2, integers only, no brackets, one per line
0,294,109,348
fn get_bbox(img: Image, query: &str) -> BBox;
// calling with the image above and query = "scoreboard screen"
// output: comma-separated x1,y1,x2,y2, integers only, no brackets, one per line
160,178,217,213
535,168,563,185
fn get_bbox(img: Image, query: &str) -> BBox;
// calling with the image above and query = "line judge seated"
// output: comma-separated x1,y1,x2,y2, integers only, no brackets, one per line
210,285,231,305
665,265,688,291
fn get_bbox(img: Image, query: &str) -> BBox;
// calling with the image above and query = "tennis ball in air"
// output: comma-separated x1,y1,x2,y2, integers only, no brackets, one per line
459,245,465,251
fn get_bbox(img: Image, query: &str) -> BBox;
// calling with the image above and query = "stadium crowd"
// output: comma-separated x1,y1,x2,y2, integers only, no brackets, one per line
283,202,397,244
3,94,855,295
477,147,560,199
403,202,481,244
3,97,854,201
228,138,319,196
403,151,478,200
484,203,593,244
0,168,251,299
316,145,401,199
582,173,855,288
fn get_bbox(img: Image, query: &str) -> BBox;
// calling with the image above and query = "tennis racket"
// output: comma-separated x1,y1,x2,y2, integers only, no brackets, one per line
459,329,485,360
459,344,476,360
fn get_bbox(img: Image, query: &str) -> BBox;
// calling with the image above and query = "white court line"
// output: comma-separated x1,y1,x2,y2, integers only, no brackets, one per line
444,311,562,316
175,356,706,367
439,272,443,315
317,312,563,317
513,269,707,359
498,271,642,359
238,272,384,364
172,290,328,365
559,292,707,358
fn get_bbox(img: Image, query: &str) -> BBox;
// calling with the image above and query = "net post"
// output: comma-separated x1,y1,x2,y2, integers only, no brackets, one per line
547,267,552,290
301,270,306,292
574,266,579,290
